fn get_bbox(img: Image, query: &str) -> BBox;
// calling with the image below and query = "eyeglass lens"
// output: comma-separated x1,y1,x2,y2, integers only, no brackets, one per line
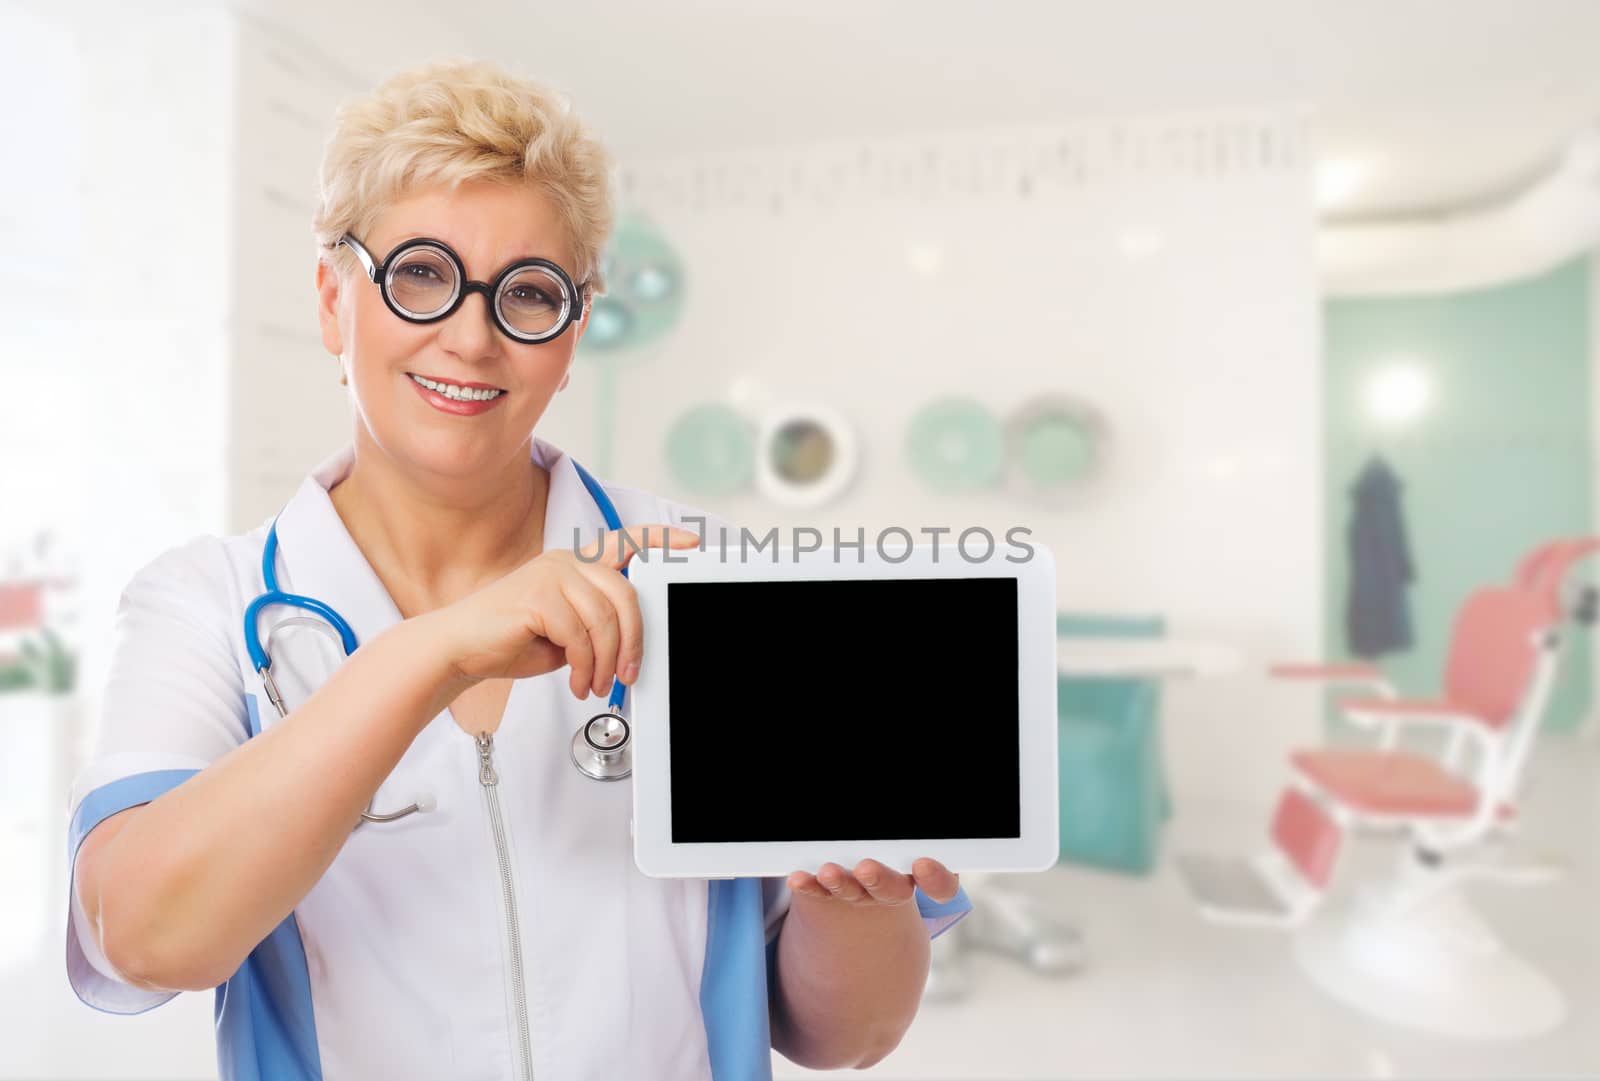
384,242,571,339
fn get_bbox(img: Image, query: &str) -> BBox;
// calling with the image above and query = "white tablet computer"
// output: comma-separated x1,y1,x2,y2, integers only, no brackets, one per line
627,538,1059,878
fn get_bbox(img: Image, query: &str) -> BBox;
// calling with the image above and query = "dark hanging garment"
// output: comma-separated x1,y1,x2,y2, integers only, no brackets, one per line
1345,455,1416,658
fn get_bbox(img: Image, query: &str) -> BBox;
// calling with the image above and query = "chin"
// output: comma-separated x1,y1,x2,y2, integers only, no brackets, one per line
393,431,509,476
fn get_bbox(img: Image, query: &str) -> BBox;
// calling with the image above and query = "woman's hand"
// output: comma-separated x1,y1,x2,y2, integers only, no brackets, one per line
430,523,704,699
787,857,961,909
774,857,959,1066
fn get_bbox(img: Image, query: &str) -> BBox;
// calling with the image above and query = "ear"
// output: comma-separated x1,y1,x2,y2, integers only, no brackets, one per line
316,257,345,357
556,292,590,394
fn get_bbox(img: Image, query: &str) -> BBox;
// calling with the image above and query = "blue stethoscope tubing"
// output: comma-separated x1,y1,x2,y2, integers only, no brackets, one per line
243,460,632,808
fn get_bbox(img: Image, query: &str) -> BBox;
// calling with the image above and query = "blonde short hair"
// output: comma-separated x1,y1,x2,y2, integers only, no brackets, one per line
313,58,615,294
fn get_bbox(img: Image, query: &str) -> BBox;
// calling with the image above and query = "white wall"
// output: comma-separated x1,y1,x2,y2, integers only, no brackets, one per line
1,3,239,1075
541,112,1325,816
1,1,239,735
228,12,367,530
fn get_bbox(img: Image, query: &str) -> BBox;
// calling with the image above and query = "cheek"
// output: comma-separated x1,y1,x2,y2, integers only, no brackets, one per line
510,345,575,399
347,293,433,374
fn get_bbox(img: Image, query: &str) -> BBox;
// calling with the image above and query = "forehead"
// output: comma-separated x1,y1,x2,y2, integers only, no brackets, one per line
370,179,574,274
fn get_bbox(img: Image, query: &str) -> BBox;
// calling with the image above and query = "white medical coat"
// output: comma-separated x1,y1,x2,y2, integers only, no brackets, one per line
65,435,972,1080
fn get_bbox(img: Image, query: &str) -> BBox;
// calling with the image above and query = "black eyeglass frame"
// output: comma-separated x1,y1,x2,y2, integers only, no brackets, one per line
337,232,589,344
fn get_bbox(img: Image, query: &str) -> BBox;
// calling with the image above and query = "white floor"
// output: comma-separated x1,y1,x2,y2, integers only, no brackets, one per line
774,737,1600,1080
4,740,1595,1079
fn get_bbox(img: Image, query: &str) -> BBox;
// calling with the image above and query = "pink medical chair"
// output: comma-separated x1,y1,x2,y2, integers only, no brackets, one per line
1178,538,1597,1040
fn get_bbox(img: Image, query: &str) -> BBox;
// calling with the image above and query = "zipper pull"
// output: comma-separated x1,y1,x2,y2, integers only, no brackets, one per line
476,731,498,787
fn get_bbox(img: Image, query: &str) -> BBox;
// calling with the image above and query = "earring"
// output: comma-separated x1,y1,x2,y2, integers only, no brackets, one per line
339,367,348,385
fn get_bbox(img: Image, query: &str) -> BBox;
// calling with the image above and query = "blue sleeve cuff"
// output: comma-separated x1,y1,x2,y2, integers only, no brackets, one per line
915,883,972,940
66,769,200,1015
68,769,200,867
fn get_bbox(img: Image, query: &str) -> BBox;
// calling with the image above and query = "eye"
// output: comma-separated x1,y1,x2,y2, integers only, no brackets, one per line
507,284,558,308
398,262,445,283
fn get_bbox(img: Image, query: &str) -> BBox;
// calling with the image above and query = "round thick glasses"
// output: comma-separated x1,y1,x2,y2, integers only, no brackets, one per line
337,233,588,344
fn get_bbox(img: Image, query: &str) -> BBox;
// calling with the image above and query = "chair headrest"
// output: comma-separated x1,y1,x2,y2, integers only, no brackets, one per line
1515,537,1600,623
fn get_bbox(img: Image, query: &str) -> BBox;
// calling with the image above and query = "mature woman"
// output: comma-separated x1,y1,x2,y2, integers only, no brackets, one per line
64,58,968,1080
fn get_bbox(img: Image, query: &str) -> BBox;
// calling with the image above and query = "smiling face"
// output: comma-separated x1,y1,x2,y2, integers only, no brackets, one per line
316,177,588,483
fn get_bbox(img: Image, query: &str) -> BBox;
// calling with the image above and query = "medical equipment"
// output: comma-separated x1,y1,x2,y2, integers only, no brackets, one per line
337,233,589,345
1176,537,1600,1040
243,458,636,828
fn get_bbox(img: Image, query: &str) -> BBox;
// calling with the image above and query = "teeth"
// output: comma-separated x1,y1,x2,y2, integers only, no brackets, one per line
410,373,503,402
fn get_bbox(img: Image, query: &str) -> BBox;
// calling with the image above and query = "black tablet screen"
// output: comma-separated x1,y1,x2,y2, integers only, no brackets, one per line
662,576,1022,843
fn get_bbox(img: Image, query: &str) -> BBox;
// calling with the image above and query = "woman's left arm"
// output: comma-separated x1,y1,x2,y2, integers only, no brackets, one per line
768,858,959,1070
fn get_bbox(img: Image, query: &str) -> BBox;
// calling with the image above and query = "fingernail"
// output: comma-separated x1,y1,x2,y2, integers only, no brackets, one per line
622,660,639,683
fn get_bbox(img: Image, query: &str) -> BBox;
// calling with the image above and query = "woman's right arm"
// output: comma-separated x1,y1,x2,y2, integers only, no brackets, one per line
76,609,471,992
75,522,702,994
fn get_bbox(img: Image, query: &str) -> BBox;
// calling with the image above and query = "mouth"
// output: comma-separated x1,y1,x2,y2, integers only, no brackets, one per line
406,372,507,402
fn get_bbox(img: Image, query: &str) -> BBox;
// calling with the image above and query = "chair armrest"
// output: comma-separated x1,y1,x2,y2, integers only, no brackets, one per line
1336,698,1497,756
1269,663,1395,696
1271,663,1383,680
1336,698,1484,725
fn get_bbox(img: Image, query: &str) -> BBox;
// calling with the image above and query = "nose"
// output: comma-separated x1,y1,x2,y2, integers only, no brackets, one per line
437,283,498,356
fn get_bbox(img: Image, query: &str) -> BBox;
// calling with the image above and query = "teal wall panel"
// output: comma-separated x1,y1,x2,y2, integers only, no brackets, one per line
1323,256,1593,731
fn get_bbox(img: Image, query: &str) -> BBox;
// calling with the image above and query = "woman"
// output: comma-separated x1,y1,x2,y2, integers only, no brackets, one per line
64,59,969,1079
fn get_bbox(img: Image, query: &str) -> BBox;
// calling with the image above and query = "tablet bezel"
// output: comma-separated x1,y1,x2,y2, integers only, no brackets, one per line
628,540,1059,877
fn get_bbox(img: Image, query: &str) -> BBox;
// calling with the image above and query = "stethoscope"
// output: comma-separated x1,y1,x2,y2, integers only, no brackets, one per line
243,460,635,828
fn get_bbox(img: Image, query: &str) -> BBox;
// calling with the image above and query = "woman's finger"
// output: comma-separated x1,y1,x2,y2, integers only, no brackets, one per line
576,560,645,685
911,857,960,904
558,574,622,697
787,871,831,900
853,859,915,905
581,524,704,571
817,863,870,904
529,590,596,701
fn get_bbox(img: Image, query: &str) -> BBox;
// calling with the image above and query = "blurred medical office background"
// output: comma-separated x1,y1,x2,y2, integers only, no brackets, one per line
3,0,1599,1077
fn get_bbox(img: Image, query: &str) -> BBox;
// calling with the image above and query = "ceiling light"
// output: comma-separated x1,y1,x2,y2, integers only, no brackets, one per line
1366,363,1432,426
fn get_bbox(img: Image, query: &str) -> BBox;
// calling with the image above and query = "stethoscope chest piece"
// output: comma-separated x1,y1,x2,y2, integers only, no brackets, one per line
572,708,631,781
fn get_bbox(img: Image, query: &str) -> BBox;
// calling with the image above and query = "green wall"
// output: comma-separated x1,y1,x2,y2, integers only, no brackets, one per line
1323,255,1593,732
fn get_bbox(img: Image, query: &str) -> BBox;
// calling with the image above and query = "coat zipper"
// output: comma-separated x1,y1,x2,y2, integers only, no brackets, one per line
477,730,534,1080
